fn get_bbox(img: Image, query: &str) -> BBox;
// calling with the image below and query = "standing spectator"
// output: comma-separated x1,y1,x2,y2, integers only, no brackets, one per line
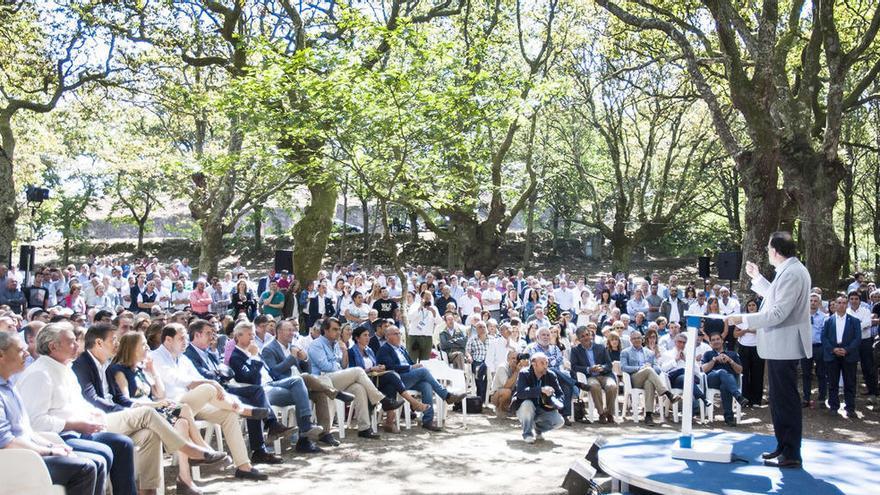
230,280,257,321
626,288,649,319
371,287,398,321
511,353,565,443
210,279,231,316
661,286,688,325
458,286,482,325
645,284,663,322
465,322,490,403
845,291,878,399
801,293,828,407
823,295,861,418
259,280,284,320
305,282,334,330
734,298,764,407
482,281,503,321
407,291,439,362
24,271,49,310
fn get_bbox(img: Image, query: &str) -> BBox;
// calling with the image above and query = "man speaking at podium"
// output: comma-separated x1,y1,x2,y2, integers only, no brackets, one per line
726,232,811,469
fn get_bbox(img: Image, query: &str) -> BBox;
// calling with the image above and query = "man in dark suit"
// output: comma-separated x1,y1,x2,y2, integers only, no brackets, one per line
228,322,325,453
661,287,689,325
822,295,861,418
261,319,354,446
569,325,617,423
71,327,128,413
306,282,334,330
256,269,277,299
184,319,285,464
376,326,465,431
511,352,565,443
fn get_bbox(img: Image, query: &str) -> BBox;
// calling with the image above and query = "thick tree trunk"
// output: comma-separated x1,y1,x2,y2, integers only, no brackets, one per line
198,222,225,278
0,116,19,264
780,141,846,292
63,237,70,266
551,208,560,255
460,222,503,274
340,174,348,262
608,229,633,276
737,150,786,293
292,181,337,283
360,198,369,253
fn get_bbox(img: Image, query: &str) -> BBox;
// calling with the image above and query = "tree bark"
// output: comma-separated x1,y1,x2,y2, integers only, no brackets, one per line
199,223,226,279
340,173,349,262
841,150,855,276
253,204,263,252
523,190,536,270
409,210,418,244
779,140,846,292
736,150,786,293
292,181,337,283
609,230,634,276
136,221,146,255
458,221,504,274
360,197,370,253
0,114,19,263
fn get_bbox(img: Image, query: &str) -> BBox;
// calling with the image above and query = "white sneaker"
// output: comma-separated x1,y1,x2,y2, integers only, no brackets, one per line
523,435,536,444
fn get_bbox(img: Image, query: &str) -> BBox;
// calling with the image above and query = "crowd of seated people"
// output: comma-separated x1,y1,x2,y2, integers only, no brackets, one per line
1,257,878,490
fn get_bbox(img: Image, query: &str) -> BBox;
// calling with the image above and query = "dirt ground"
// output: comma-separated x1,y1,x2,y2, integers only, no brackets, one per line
165,396,880,495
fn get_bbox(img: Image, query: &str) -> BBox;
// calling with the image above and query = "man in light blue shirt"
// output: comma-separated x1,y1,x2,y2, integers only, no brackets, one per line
307,317,399,438
620,332,680,425
801,293,828,407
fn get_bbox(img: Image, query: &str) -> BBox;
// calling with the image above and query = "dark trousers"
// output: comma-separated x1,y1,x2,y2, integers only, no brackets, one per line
767,359,802,461
670,370,705,411
826,357,857,413
226,383,275,453
738,344,765,405
45,454,102,495
375,370,407,397
471,361,487,403
858,338,878,395
555,368,577,418
64,432,135,495
801,343,827,402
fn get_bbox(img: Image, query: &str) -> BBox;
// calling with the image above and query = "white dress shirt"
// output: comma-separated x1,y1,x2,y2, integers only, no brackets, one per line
846,305,873,338
150,345,205,400
15,356,97,433
835,314,847,344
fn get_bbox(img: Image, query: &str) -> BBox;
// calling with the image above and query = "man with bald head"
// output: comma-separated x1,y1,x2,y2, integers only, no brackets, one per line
511,353,565,443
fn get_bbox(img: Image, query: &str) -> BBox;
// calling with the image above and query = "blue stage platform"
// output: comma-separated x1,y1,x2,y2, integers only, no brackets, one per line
597,431,880,495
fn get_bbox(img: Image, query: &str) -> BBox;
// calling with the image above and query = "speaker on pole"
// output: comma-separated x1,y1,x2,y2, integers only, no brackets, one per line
18,245,35,273
716,251,742,281
697,256,711,279
273,250,293,274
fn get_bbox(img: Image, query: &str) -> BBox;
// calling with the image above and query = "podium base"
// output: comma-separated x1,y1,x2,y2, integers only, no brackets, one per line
671,442,734,463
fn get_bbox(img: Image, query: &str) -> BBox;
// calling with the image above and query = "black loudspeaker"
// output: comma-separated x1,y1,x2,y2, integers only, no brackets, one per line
273,250,293,273
716,251,742,281
18,245,35,272
698,256,711,279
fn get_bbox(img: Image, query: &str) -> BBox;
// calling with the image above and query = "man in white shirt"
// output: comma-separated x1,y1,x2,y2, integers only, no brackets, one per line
482,280,503,321
16,322,220,494
846,291,878,398
151,324,272,480
408,291,440,362
718,287,740,315
687,291,708,316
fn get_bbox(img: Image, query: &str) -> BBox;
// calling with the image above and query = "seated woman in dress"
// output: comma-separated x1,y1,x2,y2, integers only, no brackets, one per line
346,326,427,432
109,332,219,495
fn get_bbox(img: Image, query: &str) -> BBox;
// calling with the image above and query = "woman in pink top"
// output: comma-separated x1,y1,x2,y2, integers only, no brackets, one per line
190,279,213,316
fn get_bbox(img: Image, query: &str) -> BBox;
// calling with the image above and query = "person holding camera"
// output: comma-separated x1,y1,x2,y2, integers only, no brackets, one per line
407,290,440,362
511,352,565,443
490,351,530,416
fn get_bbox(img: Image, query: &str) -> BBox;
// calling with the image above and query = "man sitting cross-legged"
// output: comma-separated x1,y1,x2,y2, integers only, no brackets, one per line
308,317,404,439
262,318,356,446
228,321,326,453
569,325,618,424
620,331,681,426
376,325,466,432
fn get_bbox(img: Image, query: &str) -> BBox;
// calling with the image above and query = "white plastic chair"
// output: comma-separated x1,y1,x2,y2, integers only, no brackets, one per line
271,405,296,452
665,372,707,424
191,420,224,481
704,373,743,423
574,372,600,422
422,359,468,428
0,449,66,495
621,371,646,422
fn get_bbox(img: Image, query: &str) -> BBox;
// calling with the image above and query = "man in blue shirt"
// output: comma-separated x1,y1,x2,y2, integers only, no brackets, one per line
0,332,102,495
701,333,748,426
620,331,680,426
801,293,828,407
307,317,402,439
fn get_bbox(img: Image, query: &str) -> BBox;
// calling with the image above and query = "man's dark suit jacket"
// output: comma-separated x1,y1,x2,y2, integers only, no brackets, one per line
821,314,861,363
261,339,300,381
184,343,231,384
306,295,335,329
376,342,415,375
228,347,267,385
569,343,613,379
510,366,564,413
72,351,127,412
